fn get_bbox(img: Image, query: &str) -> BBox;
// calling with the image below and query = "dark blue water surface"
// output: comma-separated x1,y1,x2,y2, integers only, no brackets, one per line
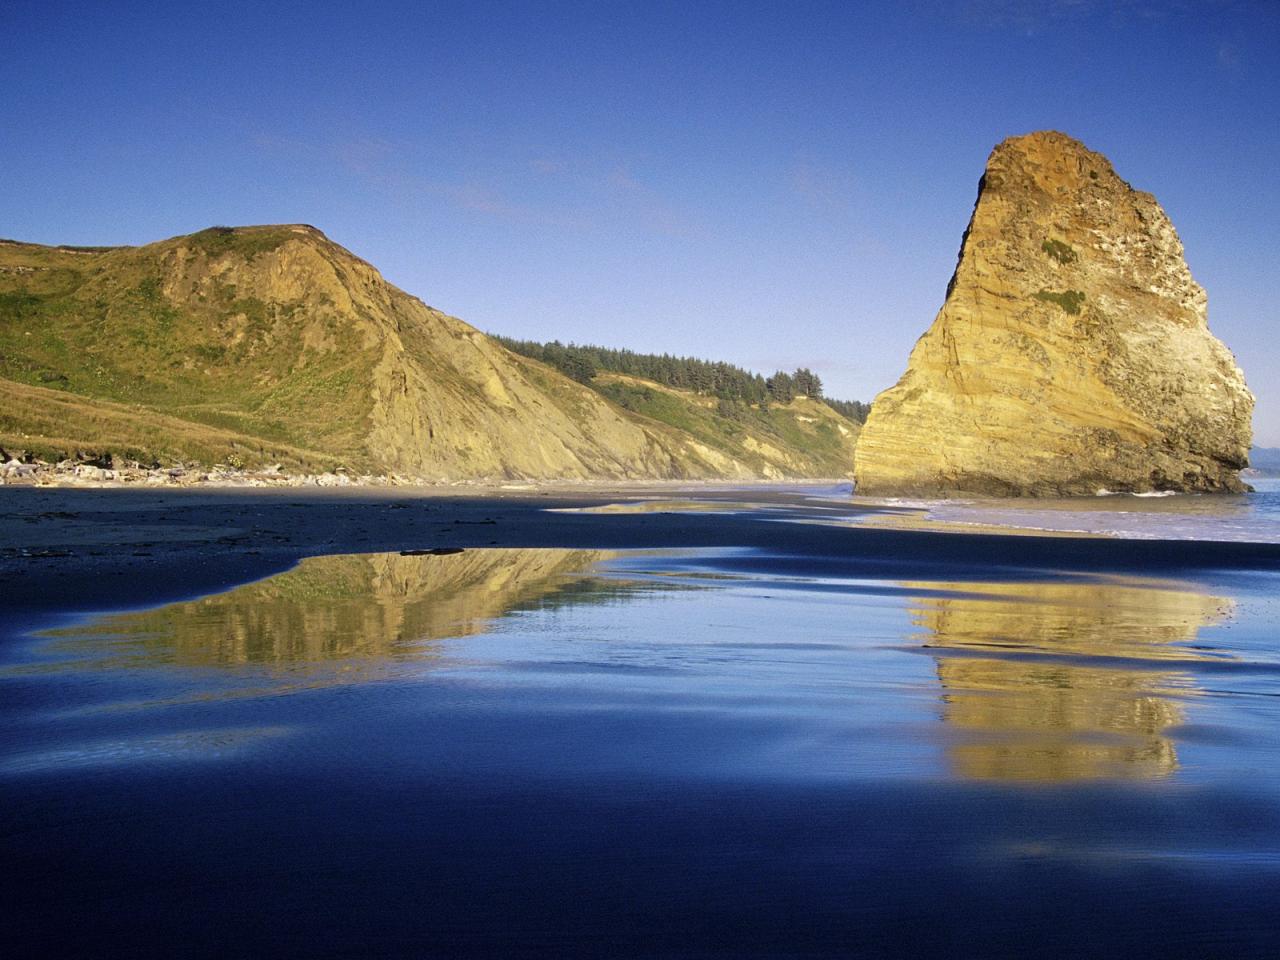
3,544,1280,958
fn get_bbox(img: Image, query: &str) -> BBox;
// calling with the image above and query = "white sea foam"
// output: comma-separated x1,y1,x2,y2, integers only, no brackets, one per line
858,479,1280,544
938,490,1278,543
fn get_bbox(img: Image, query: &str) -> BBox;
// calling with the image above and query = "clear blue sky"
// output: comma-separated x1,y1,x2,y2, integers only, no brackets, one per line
3,1,1278,444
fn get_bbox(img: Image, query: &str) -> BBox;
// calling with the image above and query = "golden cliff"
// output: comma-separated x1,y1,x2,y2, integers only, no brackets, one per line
855,131,1254,496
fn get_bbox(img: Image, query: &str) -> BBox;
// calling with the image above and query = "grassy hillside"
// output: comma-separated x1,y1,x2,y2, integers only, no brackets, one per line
0,228,391,465
0,377,341,470
594,374,857,478
0,226,859,480
492,334,870,425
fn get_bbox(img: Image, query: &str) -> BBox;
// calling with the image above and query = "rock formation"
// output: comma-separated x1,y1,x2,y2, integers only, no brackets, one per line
854,131,1254,496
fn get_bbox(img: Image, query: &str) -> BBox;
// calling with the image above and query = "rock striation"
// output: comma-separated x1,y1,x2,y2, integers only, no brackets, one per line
854,131,1254,497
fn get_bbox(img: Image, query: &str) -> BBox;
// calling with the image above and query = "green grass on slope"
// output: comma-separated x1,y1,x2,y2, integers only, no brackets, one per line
185,226,296,260
0,237,378,467
0,377,343,470
595,375,855,476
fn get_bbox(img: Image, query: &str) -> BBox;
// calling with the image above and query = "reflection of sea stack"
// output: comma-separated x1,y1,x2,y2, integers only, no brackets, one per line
855,131,1254,496
909,580,1229,782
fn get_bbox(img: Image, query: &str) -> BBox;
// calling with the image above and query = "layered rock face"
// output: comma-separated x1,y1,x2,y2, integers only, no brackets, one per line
855,131,1254,496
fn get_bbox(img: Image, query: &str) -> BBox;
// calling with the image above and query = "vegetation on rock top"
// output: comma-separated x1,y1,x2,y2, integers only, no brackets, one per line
1033,289,1087,315
1041,238,1077,265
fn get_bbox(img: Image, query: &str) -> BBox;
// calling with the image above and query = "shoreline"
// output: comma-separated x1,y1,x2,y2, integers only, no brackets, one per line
3,485,1279,629
0,459,857,492
6,456,1271,495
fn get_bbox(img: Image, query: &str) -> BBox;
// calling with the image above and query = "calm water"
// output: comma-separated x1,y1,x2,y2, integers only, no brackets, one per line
3,543,1280,957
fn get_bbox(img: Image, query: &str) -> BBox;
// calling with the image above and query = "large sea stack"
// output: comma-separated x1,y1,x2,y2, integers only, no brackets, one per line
854,131,1254,497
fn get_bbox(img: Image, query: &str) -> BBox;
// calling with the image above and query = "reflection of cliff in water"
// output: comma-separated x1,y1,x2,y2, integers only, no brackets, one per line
908,579,1231,782
51,549,640,668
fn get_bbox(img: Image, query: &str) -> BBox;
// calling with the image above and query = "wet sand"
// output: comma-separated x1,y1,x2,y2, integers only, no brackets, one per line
4,484,1279,622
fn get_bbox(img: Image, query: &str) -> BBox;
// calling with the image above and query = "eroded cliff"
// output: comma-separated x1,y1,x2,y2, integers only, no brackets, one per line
0,226,858,480
854,131,1253,496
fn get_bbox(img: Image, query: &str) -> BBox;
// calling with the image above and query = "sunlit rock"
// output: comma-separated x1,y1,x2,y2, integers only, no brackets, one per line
855,131,1254,496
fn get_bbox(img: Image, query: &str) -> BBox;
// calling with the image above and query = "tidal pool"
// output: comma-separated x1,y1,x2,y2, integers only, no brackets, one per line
3,546,1279,957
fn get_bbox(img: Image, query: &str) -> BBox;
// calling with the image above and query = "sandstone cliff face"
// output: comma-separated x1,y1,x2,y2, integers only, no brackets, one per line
0,226,857,480
155,227,714,480
854,131,1254,497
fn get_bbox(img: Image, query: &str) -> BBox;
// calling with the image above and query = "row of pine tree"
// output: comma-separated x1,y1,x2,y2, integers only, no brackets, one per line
492,336,870,423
